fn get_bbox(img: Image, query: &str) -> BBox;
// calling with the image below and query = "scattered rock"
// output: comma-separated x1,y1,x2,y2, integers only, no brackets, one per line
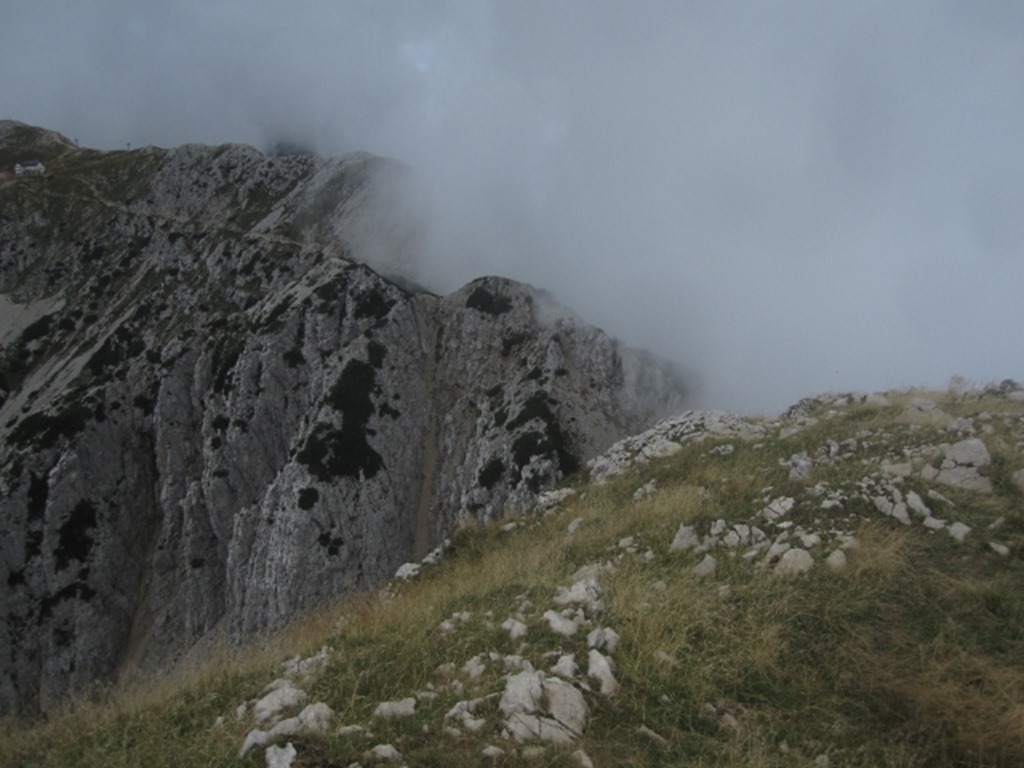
948,522,972,543
462,656,487,679
537,488,577,509
501,618,528,640
554,577,604,612
637,724,669,746
253,680,307,725
239,729,270,758
1012,468,1024,493
265,742,297,768
587,649,619,696
394,562,421,581
373,697,417,718
775,548,814,576
298,702,334,732
633,479,659,500
825,549,847,571
573,749,595,768
542,610,578,637
551,654,579,678
499,670,588,744
936,438,993,493
787,452,814,480
693,554,717,576
670,524,701,552
281,646,331,680
587,627,621,654
368,743,403,762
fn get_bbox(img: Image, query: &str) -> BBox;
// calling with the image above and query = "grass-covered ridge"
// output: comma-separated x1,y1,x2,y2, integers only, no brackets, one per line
4,385,1024,767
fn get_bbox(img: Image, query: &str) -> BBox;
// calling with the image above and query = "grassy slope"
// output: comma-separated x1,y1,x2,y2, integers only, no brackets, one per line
4,387,1024,767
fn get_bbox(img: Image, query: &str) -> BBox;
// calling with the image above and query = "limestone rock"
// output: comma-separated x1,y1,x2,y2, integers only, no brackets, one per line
542,610,579,637
693,554,717,576
935,439,993,493
499,670,587,744
253,681,307,725
587,649,619,696
775,548,814,576
373,697,417,718
265,742,297,768
670,524,701,552
368,744,403,762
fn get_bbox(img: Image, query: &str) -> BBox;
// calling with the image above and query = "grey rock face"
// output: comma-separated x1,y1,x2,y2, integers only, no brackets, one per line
0,124,687,714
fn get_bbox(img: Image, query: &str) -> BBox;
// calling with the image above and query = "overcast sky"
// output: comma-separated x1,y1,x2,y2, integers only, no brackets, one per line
3,1,1022,413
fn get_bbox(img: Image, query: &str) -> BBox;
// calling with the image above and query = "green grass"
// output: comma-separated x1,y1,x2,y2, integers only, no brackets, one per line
5,387,1024,766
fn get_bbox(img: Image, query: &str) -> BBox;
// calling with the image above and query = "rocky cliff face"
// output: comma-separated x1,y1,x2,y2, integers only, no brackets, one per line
0,121,687,715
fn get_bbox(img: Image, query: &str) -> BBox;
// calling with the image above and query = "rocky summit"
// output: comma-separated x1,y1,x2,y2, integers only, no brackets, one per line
0,121,687,715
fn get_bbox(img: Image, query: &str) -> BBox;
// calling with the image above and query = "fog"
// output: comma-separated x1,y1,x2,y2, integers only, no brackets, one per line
3,1,1023,413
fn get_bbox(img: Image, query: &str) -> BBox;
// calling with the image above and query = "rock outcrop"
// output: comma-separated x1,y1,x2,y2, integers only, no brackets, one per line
0,122,687,715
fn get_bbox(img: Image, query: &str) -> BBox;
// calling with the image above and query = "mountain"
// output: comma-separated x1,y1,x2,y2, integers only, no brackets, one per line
0,121,688,716
5,385,1024,767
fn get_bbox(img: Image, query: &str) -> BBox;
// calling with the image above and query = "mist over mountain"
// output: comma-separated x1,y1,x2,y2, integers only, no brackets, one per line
2,2,1022,412
0,122,687,715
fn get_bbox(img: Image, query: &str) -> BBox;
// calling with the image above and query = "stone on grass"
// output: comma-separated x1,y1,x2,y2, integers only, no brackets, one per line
268,717,301,738
587,627,620,654
551,654,579,679
936,438,993,493
946,438,991,467
787,452,814,480
573,749,595,768
281,645,331,680
906,491,931,518
948,522,971,543
446,699,488,732
588,649,619,696
537,487,576,509
374,697,417,718
239,729,270,758
554,577,604,612
298,702,334,732
463,655,487,679
394,562,421,580
633,480,658,500
775,548,813,576
265,742,296,768
637,724,669,746
542,610,578,637
761,497,795,521
482,745,505,758
253,681,307,725
693,554,717,577
369,743,403,762
670,524,700,552
989,542,1011,557
502,618,528,640
500,670,588,744
825,549,847,571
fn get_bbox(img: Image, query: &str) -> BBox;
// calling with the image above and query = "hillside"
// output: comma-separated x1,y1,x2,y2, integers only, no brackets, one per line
4,384,1024,767
0,121,687,716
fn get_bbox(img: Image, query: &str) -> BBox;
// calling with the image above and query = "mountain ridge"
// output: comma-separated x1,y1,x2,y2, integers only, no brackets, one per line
0,122,687,715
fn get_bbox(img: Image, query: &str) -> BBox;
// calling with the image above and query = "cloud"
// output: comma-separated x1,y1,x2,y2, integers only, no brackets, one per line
2,1,1023,412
